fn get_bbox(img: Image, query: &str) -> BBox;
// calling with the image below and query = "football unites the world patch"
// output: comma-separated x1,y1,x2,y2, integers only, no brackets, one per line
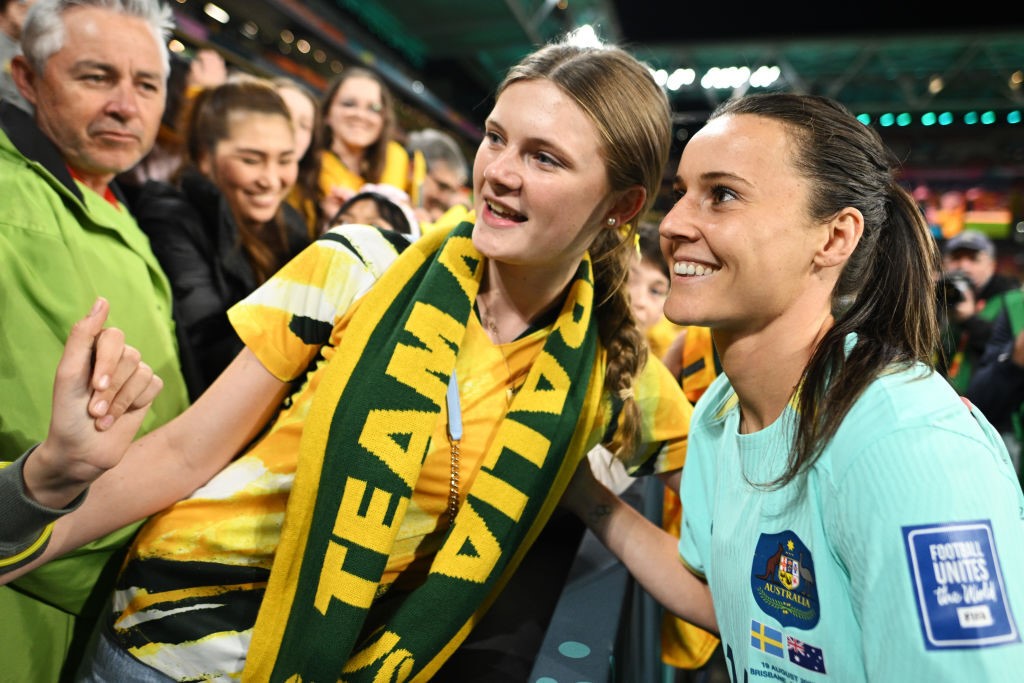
903,520,1019,649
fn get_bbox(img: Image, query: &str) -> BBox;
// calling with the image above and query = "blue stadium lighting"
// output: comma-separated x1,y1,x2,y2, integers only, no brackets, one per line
896,112,913,126
938,112,954,126
1009,110,1022,124
921,112,937,126
879,112,895,127
964,111,979,124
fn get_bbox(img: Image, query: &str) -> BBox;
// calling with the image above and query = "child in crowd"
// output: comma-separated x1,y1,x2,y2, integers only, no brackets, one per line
332,187,419,238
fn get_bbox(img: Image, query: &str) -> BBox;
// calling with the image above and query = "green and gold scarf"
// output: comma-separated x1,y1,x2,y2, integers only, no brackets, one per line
245,221,605,682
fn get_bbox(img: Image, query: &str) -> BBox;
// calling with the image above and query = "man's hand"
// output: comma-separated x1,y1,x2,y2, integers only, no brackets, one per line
320,185,357,228
23,298,164,509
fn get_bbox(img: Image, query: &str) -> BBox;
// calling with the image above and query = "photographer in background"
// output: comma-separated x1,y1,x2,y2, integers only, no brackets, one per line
937,229,1020,393
967,290,1024,480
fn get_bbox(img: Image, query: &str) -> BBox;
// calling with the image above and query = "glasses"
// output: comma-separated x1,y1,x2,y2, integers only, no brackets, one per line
336,99,384,116
427,173,460,197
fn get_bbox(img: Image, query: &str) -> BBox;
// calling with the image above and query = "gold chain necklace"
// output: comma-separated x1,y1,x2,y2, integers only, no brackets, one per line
445,371,462,528
478,298,524,406
444,300,525,527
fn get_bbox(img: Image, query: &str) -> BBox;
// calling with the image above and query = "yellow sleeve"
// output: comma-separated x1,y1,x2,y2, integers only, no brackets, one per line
318,150,364,197
228,226,402,381
379,141,411,193
647,316,684,360
421,205,473,236
621,356,693,475
408,149,427,207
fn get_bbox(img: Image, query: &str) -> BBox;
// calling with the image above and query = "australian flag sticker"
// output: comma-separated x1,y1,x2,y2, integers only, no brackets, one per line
787,635,826,673
903,520,1019,649
750,531,820,629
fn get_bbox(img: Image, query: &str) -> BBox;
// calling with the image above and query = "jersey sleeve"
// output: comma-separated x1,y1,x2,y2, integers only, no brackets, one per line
619,356,693,477
676,376,734,580
0,449,86,575
825,400,1024,679
228,225,405,381
676,428,712,580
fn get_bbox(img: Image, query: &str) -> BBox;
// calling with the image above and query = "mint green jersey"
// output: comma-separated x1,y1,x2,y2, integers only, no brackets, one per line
680,339,1024,681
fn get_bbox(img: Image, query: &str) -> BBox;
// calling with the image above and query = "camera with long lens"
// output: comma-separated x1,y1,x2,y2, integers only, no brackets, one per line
936,270,974,310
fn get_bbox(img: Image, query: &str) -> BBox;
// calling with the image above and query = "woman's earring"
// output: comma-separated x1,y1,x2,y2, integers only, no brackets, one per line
607,217,617,227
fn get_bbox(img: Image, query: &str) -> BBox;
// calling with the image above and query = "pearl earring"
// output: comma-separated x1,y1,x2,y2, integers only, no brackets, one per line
607,217,616,227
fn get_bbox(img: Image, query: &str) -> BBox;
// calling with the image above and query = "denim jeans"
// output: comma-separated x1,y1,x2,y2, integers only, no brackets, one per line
75,628,174,683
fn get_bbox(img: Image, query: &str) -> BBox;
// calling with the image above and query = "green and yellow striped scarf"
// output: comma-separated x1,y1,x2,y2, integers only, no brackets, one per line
245,221,604,682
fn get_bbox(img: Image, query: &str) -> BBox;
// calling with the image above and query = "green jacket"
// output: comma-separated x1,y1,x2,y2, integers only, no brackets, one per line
0,101,190,682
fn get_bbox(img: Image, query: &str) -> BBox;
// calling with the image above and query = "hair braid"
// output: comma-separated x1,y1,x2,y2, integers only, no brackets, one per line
592,226,647,456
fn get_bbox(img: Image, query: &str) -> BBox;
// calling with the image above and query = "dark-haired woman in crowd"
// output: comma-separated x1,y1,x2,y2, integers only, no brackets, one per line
134,77,310,398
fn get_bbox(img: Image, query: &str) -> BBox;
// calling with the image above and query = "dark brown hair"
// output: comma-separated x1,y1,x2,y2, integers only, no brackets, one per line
709,93,941,487
179,77,299,284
